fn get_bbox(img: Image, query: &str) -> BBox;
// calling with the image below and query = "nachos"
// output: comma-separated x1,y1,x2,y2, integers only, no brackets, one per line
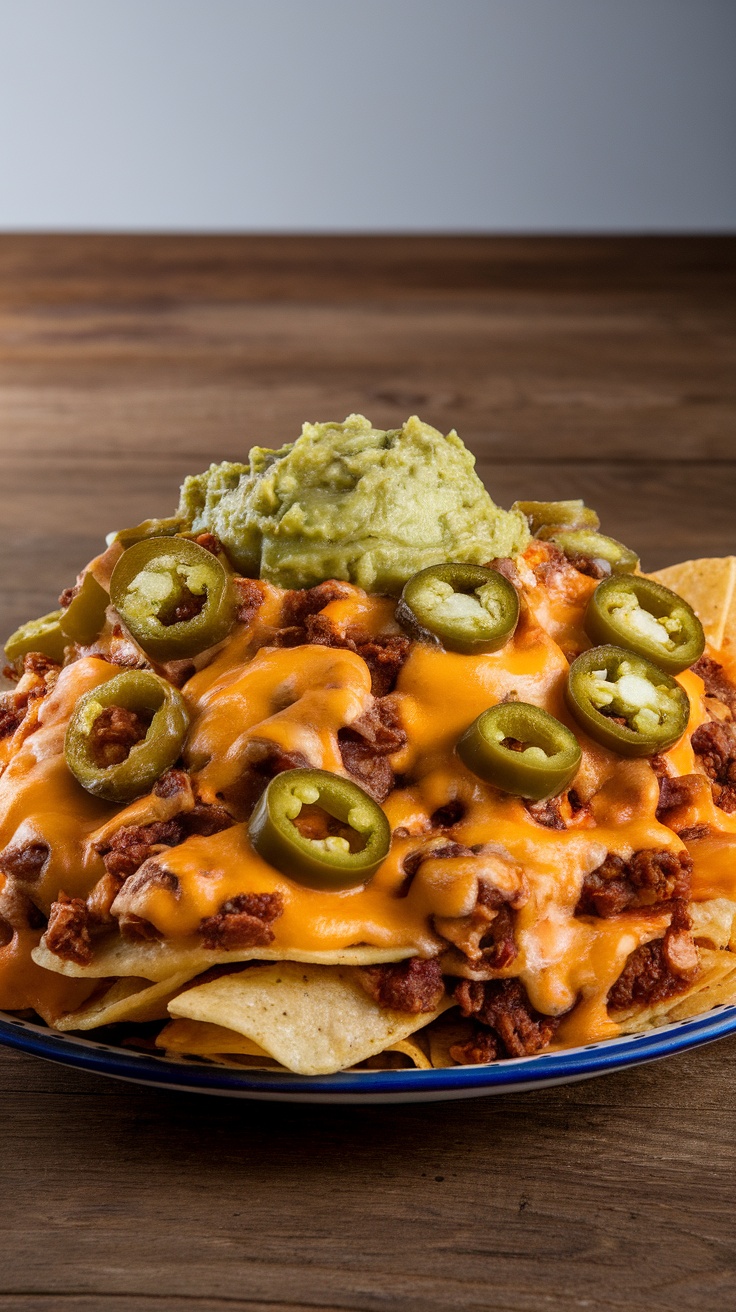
1,415,736,1077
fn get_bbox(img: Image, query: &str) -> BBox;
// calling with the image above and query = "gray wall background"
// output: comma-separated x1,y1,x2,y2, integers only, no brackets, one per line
0,0,734,232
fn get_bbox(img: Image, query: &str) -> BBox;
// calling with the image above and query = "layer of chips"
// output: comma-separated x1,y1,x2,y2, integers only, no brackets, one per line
31,936,413,983
52,971,197,1032
167,962,451,1075
156,1017,434,1071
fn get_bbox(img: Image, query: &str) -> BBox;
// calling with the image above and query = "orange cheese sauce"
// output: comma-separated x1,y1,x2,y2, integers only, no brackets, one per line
1,545,734,1045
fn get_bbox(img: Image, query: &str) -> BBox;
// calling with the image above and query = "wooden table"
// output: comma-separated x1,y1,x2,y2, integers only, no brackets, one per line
0,235,734,1312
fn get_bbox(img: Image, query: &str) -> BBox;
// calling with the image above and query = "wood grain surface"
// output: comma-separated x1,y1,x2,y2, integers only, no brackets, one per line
0,235,734,1312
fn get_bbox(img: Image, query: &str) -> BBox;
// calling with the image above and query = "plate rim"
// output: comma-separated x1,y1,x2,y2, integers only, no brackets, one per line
2,1003,736,1098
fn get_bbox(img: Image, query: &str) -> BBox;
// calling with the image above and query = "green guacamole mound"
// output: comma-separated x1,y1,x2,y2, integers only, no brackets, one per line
177,414,529,594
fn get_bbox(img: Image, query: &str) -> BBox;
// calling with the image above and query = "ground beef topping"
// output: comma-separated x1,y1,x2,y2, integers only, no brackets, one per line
338,698,406,803
449,1024,500,1066
358,957,445,1014
87,705,149,768
453,977,558,1058
692,655,736,715
607,900,699,1011
97,798,234,884
198,891,284,950
691,719,736,812
577,848,692,918
525,795,566,829
234,577,267,626
0,839,50,882
45,893,99,965
655,772,705,823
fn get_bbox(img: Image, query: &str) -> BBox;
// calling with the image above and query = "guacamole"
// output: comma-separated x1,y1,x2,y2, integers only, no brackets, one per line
178,414,529,594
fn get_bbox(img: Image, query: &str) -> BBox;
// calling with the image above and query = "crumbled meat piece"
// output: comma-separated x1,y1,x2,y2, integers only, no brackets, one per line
525,796,566,829
97,819,187,883
224,743,311,817
692,655,736,715
59,583,81,609
566,552,609,579
449,1025,501,1065
358,957,445,1014
281,581,353,628
87,705,149,768
0,840,49,882
45,893,98,965
353,635,411,696
185,800,234,837
160,585,206,627
607,900,699,1011
116,861,180,901
99,798,233,883
430,798,465,828
234,577,266,626
474,903,518,970
577,848,692,918
692,719,736,785
23,652,60,678
454,977,558,1057
656,773,704,821
153,768,194,801
0,696,25,739
338,698,406,803
199,891,284,951
677,824,711,842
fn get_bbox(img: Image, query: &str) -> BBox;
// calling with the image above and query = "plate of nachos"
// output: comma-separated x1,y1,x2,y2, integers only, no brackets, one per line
1,414,735,1102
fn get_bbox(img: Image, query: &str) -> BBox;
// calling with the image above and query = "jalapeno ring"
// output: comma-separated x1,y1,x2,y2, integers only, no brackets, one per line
110,537,235,661
4,610,68,665
566,644,690,757
397,563,520,655
538,528,639,576
512,499,600,535
65,670,190,802
249,768,391,890
584,575,704,675
457,702,582,800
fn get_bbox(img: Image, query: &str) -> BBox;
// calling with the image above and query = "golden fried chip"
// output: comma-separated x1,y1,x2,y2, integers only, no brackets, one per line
157,1017,434,1071
651,557,736,656
31,936,414,983
52,971,197,1032
167,962,451,1075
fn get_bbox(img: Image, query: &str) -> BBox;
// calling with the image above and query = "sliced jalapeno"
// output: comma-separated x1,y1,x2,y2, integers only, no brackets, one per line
65,669,189,802
107,516,186,549
566,645,689,757
397,563,519,655
249,768,391,890
4,610,67,665
110,538,235,661
457,702,581,800
59,572,110,646
585,575,704,675
513,499,600,535
538,528,639,576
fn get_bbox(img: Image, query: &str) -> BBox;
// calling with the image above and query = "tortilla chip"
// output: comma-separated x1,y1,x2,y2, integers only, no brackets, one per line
52,971,197,1032
167,962,451,1075
157,1017,434,1071
613,947,736,1034
31,935,415,983
651,557,736,656
425,1013,475,1068
157,1018,271,1058
689,897,736,951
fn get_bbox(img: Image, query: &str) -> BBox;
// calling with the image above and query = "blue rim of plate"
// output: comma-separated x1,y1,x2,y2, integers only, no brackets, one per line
2,1003,736,1098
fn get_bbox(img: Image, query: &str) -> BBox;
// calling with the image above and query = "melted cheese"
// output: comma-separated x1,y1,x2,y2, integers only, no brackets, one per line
1,547,734,1043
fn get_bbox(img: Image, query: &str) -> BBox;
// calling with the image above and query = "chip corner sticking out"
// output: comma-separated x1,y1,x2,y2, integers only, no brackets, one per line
168,961,449,1076
651,557,736,657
